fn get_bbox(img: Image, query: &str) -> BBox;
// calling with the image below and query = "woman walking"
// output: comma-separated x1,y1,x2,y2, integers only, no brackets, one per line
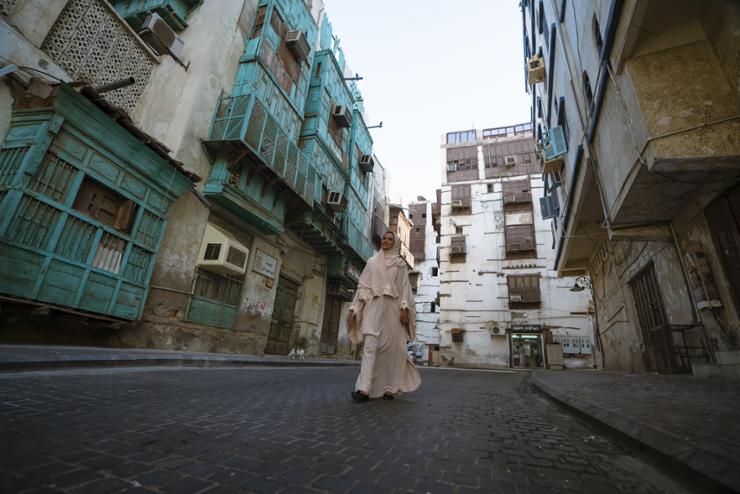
347,231,421,402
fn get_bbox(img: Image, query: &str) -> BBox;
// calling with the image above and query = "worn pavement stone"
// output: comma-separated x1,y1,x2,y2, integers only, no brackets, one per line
0,367,692,493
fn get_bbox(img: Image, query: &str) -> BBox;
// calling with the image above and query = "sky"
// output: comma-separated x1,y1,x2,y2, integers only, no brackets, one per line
323,0,532,205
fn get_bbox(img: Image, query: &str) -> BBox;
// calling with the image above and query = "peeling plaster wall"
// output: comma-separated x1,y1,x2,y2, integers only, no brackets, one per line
9,0,69,46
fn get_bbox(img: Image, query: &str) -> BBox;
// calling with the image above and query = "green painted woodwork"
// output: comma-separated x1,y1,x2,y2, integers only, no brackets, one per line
112,0,202,31
203,94,315,209
0,84,192,320
188,296,238,329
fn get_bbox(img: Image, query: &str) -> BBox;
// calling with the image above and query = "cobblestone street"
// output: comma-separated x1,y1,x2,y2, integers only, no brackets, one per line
0,366,691,494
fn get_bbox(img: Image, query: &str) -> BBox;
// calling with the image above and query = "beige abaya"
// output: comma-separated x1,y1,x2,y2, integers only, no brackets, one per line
348,235,421,398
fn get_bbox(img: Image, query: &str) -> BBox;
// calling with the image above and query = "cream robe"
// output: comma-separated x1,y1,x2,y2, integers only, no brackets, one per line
349,237,421,398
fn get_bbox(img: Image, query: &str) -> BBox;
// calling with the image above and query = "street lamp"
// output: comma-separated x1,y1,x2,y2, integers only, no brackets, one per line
569,275,592,292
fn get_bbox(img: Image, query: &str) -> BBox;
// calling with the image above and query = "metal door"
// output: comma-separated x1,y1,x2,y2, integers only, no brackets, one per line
265,276,298,355
631,264,674,373
320,294,341,354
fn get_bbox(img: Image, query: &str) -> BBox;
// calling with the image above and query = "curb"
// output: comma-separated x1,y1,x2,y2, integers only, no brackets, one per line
531,373,740,493
0,357,360,373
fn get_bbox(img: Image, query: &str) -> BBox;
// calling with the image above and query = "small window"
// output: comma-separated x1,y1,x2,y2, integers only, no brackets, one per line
430,302,436,313
593,15,603,56
487,183,494,193
432,267,439,277
73,177,136,233
452,328,465,343
455,226,463,234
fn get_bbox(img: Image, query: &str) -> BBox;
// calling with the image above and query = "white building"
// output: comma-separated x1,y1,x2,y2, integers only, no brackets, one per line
408,198,441,365
438,123,594,369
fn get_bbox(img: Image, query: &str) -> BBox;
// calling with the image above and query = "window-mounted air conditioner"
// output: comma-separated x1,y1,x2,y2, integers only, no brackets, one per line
507,242,521,253
325,190,345,212
451,199,464,208
504,156,517,167
509,294,523,302
197,223,249,276
139,13,185,59
286,30,310,63
446,163,457,172
359,154,374,173
539,195,559,220
450,244,466,255
332,106,352,128
527,54,546,85
543,126,567,160
504,194,518,205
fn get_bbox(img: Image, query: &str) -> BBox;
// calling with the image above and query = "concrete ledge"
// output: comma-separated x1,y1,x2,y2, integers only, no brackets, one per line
531,372,740,493
0,345,359,373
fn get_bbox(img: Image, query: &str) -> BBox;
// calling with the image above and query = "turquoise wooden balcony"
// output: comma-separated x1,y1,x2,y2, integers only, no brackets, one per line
0,84,194,321
203,94,317,209
287,209,345,256
346,221,373,261
112,0,202,31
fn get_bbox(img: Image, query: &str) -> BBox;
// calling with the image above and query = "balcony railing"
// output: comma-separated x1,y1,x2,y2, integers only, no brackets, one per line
206,94,317,207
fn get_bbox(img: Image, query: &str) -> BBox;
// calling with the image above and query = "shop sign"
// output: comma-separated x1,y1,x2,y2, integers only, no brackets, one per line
253,249,277,279
510,323,542,333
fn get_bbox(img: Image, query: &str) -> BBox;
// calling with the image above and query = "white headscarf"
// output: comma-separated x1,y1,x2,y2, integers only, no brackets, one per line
356,231,405,301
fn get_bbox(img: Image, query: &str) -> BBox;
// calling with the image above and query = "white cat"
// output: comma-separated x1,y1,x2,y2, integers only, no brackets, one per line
287,347,305,360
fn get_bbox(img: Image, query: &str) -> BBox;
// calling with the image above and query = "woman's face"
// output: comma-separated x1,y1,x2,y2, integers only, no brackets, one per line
381,232,395,251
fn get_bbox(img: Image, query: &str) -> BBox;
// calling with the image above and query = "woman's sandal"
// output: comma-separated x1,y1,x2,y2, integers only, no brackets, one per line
382,393,394,400
351,390,369,402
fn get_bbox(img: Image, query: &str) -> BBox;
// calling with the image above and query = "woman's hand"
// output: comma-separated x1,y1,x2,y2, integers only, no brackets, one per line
400,308,409,325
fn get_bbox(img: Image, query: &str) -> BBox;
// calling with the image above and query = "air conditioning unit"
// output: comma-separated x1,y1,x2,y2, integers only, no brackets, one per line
446,163,457,172
527,54,546,85
539,195,559,220
451,199,464,208
543,155,564,174
332,106,352,128
504,156,517,167
450,244,465,255
197,224,249,276
286,30,310,63
359,154,374,173
543,126,567,160
139,13,185,58
509,294,523,302
325,190,345,212
504,194,518,205
507,242,521,253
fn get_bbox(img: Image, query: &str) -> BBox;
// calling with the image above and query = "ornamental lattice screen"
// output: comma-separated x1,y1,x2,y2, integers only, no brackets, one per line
41,0,156,114
0,0,17,18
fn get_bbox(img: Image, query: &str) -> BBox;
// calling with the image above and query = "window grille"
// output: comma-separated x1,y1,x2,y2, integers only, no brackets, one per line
41,0,156,114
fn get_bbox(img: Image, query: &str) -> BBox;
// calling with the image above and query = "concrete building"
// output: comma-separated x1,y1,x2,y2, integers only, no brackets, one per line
408,197,441,365
522,0,740,376
438,123,593,369
0,0,381,359
388,203,414,269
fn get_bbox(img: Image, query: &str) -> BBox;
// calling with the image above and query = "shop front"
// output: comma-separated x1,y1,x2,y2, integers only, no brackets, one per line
509,324,545,369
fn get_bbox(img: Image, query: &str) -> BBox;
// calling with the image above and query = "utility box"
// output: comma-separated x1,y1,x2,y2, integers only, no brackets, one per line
546,344,564,370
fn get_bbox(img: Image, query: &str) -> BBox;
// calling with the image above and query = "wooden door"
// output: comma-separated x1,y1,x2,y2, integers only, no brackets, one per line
631,264,674,373
265,276,298,355
320,294,341,354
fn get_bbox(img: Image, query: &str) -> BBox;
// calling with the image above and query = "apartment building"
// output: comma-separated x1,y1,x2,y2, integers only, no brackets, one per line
0,0,381,359
522,0,740,375
438,123,593,369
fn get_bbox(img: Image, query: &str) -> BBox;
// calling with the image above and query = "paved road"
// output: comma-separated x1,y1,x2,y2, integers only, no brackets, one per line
0,367,690,493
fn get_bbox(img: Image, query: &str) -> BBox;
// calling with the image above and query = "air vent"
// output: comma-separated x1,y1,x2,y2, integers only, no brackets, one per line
332,106,352,128
359,154,374,173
